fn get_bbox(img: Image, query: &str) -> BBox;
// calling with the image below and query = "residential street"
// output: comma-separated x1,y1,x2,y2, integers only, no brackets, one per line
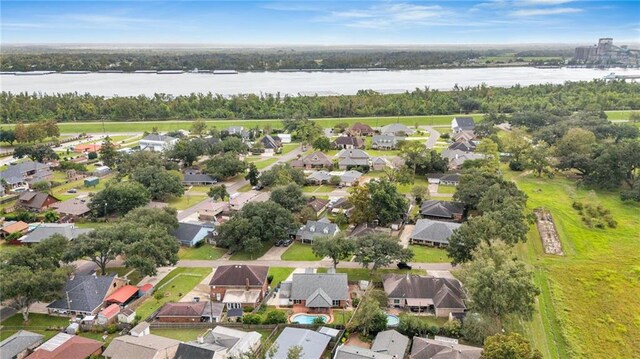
421,126,441,149
176,259,453,271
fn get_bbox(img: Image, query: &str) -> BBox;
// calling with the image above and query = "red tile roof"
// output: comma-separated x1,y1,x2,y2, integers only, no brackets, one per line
99,303,120,319
26,335,102,359
139,283,153,292
1,221,29,234
105,285,138,304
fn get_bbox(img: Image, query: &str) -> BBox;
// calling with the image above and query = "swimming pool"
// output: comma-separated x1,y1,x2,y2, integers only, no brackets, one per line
387,314,400,327
289,313,330,324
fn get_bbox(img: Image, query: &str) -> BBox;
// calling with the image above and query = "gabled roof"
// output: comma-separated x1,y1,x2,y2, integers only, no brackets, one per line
333,136,364,147
174,343,219,359
260,135,280,149
270,327,331,359
20,224,93,244
18,192,58,209
420,200,464,219
1,221,29,234
306,170,332,182
99,303,121,319
382,274,466,309
372,135,402,146
290,273,348,305
371,330,410,358
296,220,339,241
51,198,91,216
336,149,369,159
183,174,216,183
334,345,393,359
350,123,374,133
209,265,268,287
103,334,180,359
452,117,476,130
440,173,461,183
141,134,176,142
303,151,333,166
172,222,213,245
156,302,206,317
197,326,261,358
48,274,116,313
105,285,138,304
411,219,462,244
410,337,482,359
453,131,476,142
307,197,330,212
341,170,363,183
448,141,475,152
0,161,51,185
0,330,44,359
381,123,414,135
26,333,103,359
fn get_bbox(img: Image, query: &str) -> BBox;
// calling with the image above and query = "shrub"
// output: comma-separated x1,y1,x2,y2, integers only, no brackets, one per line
242,314,262,325
312,316,326,325
153,292,164,301
441,319,462,338
88,151,98,160
243,306,254,313
194,240,205,248
352,298,360,307
263,310,287,324
106,324,118,334
267,274,274,284
508,160,525,171
572,201,583,210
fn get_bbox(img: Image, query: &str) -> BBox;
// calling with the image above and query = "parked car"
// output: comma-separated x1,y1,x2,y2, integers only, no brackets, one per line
67,188,77,193
274,239,284,247
282,239,293,247
397,262,412,270
252,184,264,191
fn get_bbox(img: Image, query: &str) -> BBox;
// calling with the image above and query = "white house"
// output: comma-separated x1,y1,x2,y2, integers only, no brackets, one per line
139,134,178,152
276,134,292,143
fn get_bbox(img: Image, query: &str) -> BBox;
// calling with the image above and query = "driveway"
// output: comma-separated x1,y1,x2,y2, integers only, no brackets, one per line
420,126,441,149
259,245,289,261
399,225,414,248
179,271,215,302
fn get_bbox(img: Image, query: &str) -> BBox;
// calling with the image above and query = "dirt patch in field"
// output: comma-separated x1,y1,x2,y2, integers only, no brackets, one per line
534,208,564,255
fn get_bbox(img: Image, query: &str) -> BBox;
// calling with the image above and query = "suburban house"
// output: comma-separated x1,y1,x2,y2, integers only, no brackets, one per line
371,157,391,171
209,265,269,309
25,333,103,359
172,222,214,247
330,198,353,216
270,327,331,359
118,308,137,324
288,272,349,313
451,116,476,133
104,285,139,306
139,134,178,152
51,198,91,220
17,192,59,212
453,130,476,143
441,149,486,170
103,332,180,359
260,135,282,154
306,170,332,185
349,123,375,136
380,123,415,136
371,330,410,358
448,141,476,152
307,197,330,217
410,219,462,247
291,151,333,169
296,220,339,243
182,173,217,185
383,274,466,317
334,345,393,359
410,337,482,359
340,170,363,186
427,173,461,186
420,200,465,222
225,126,250,140
0,330,44,359
19,223,93,244
336,149,370,170
229,191,270,211
349,223,391,238
47,274,128,316
73,143,102,153
0,220,29,239
332,136,364,150
96,303,120,325
371,135,403,150
155,301,214,323
174,326,261,359
0,161,52,191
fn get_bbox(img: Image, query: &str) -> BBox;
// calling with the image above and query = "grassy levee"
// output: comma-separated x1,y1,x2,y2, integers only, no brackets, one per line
505,171,640,358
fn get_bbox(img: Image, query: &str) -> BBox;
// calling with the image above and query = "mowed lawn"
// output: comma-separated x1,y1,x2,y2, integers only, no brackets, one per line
268,267,295,288
229,241,273,260
505,171,640,359
136,267,212,320
178,245,227,260
280,243,320,261
317,268,426,282
410,245,451,263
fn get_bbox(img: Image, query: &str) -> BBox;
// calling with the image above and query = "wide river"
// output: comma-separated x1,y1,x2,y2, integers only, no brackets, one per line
1,67,638,97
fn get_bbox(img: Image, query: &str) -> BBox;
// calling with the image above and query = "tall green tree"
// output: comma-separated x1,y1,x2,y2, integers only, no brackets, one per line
131,166,184,201
481,333,543,359
89,181,151,216
168,138,204,166
99,136,119,167
245,163,260,186
270,183,306,212
348,290,389,337
205,152,247,179
311,233,356,268
208,184,229,202
190,119,208,136
312,137,331,152
349,179,408,226
354,233,413,272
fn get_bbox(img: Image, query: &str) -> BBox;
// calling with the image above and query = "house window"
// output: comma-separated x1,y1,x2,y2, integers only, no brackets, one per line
332,300,340,306
394,299,400,304
293,300,302,305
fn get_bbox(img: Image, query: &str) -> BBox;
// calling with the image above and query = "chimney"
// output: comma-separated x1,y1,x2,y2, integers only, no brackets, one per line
245,277,250,291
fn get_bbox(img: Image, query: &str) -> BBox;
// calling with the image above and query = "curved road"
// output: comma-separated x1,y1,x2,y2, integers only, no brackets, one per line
421,126,441,149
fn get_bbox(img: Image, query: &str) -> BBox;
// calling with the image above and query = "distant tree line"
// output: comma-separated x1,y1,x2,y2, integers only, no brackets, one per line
0,48,573,72
1,81,637,123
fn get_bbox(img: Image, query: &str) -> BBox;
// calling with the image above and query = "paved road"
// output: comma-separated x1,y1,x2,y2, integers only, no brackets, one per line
176,259,453,271
421,126,441,149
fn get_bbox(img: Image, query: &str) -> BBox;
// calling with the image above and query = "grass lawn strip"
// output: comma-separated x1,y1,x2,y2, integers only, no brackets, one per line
410,245,451,263
229,242,273,260
267,267,295,289
317,268,426,282
280,243,321,261
136,267,212,320
178,245,227,260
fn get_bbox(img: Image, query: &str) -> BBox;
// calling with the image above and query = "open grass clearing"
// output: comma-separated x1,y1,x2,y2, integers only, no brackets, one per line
280,243,320,261
281,143,300,155
253,157,278,170
268,267,295,289
136,267,212,319
303,184,335,193
178,245,227,260
396,175,431,194
410,245,451,263
153,328,209,342
503,170,640,358
166,194,208,210
332,309,353,326
317,268,426,282
229,241,273,260
436,185,456,194
186,185,212,193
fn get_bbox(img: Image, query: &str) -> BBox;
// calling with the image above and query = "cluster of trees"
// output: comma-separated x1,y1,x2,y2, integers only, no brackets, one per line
14,143,59,162
348,179,408,226
2,81,637,122
486,111,640,200
1,121,59,144
1,48,568,72
348,289,390,337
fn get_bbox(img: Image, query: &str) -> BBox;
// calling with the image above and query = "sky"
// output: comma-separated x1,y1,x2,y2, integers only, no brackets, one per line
1,0,639,45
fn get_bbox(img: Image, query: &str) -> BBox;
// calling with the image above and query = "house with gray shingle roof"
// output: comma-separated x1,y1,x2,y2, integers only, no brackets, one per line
334,344,393,359
370,330,410,358
296,220,339,243
380,123,414,136
51,198,91,218
371,135,404,150
451,117,476,133
306,170,332,185
48,274,128,316
288,272,349,313
17,191,59,211
0,330,44,359
103,333,180,359
172,222,214,247
270,327,331,359
410,219,461,247
183,173,217,185
410,337,482,359
174,326,261,359
291,151,333,169
340,170,363,186
383,274,466,317
371,156,391,171
420,200,465,222
0,161,52,191
336,149,370,170
333,136,365,150
19,223,93,244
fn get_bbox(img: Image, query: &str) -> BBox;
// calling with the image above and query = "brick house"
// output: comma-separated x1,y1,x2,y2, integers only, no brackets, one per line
209,265,269,309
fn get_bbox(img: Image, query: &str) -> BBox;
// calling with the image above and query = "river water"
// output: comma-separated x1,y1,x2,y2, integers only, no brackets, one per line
1,67,638,97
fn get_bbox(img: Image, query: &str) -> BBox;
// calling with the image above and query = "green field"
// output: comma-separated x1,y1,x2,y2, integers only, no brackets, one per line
253,157,278,170
178,245,227,260
410,245,451,263
268,267,295,289
504,171,640,358
280,243,321,261
436,185,456,194
166,193,208,210
229,241,273,260
136,267,212,319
